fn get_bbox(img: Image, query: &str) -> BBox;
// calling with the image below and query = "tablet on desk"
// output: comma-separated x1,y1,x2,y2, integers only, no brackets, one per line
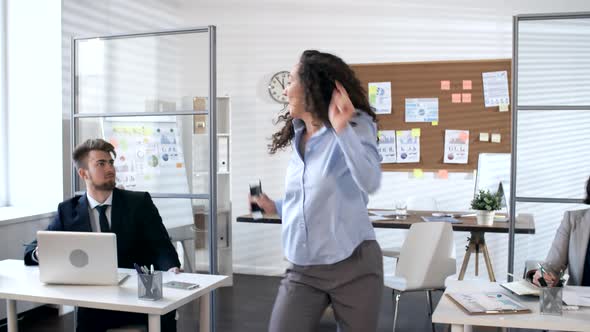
164,281,199,290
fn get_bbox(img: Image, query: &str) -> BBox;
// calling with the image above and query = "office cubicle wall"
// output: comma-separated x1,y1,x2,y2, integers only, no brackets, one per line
511,12,590,277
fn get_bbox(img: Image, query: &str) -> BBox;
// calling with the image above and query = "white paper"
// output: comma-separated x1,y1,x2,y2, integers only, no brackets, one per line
396,130,420,163
405,98,439,122
491,133,501,143
377,130,396,163
444,129,469,164
563,286,590,306
482,71,510,107
479,132,489,142
368,82,392,114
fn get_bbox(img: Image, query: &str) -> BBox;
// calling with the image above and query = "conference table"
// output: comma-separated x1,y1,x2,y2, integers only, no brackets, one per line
0,259,229,332
237,210,535,281
433,279,590,331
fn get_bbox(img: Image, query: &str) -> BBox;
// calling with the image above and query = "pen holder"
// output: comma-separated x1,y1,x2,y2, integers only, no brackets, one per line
540,286,562,315
138,271,163,301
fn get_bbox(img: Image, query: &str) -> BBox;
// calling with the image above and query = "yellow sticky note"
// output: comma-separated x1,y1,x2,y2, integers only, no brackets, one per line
369,86,377,94
491,133,501,143
452,93,461,103
463,80,472,90
411,128,421,137
499,103,509,112
437,169,449,179
441,80,450,90
413,169,424,179
431,121,438,126
479,132,489,142
462,93,471,103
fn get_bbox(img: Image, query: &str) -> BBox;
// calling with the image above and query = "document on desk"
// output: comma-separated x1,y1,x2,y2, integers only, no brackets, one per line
446,292,531,315
421,216,460,223
563,286,590,306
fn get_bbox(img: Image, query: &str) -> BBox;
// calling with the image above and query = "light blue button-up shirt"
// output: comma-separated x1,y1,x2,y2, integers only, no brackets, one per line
275,111,382,265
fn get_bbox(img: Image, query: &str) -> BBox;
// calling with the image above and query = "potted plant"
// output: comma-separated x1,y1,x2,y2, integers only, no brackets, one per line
470,189,501,225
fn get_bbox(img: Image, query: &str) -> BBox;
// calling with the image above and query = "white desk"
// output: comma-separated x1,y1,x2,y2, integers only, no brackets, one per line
432,280,590,332
0,259,229,332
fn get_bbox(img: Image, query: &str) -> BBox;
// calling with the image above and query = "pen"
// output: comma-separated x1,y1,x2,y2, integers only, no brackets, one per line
133,263,144,275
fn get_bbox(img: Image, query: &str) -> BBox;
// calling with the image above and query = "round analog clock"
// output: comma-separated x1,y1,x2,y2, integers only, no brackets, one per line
268,71,289,104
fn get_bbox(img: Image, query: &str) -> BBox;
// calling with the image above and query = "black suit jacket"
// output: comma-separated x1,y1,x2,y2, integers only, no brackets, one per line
24,188,180,271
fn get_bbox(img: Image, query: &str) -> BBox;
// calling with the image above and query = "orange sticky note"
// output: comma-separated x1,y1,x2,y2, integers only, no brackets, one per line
459,131,469,141
413,169,424,179
437,169,449,179
463,80,472,90
431,121,438,126
462,93,471,103
452,93,461,103
441,80,450,90
411,128,421,137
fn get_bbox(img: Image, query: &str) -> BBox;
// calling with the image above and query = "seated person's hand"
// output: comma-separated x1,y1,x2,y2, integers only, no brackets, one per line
532,269,557,287
249,193,277,215
168,267,181,274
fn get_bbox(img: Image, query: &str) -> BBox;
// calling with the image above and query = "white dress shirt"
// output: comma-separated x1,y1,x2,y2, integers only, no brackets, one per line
86,191,114,232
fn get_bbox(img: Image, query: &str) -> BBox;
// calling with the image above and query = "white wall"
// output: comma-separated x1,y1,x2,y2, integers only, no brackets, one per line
61,0,590,278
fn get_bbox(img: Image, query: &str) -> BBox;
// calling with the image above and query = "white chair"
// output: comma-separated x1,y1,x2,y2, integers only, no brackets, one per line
384,222,456,332
381,196,440,260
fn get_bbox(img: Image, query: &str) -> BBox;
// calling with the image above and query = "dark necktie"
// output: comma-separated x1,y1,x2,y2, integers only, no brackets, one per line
583,237,590,286
96,205,110,233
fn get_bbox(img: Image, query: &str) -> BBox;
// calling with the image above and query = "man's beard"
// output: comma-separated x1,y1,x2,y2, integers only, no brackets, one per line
94,180,116,191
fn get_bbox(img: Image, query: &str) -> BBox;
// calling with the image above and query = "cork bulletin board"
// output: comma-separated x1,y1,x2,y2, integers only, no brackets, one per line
351,59,512,172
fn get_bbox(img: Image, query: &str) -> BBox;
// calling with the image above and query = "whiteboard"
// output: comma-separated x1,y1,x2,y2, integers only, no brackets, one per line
102,117,193,229
475,153,511,216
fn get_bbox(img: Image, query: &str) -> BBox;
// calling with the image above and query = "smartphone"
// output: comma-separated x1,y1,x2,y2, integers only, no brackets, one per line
249,180,263,213
163,281,200,290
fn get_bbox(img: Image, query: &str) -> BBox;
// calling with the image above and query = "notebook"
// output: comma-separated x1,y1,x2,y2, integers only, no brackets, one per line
446,292,531,315
500,280,540,296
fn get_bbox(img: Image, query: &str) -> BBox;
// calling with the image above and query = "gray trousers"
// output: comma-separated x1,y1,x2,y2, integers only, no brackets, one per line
269,240,383,332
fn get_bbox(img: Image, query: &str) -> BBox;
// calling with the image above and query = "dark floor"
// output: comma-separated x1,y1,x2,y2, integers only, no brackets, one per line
0,274,540,332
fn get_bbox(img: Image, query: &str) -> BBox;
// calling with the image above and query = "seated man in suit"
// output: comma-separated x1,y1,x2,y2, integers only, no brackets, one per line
24,138,181,332
531,175,590,287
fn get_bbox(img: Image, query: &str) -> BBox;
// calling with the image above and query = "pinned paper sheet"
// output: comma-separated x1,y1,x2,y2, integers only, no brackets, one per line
491,133,501,143
441,80,451,90
452,93,461,103
479,132,489,142
499,103,509,112
411,128,421,137
431,121,438,126
463,80,472,90
413,168,424,179
462,93,471,103
437,169,449,179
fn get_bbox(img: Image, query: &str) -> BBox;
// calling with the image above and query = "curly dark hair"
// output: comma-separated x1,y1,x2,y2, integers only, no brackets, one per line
585,176,590,205
268,50,377,154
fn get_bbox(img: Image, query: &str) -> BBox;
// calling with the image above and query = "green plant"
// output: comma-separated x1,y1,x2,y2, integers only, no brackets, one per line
470,189,501,211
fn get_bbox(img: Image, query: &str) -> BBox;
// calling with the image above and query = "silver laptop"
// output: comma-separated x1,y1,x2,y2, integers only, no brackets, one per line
37,231,128,285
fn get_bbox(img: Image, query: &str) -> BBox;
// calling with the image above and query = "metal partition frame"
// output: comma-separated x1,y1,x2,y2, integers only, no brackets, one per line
509,13,590,280
71,26,219,330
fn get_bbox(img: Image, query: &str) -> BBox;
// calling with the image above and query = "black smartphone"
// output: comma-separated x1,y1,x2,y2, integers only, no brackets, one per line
249,180,263,213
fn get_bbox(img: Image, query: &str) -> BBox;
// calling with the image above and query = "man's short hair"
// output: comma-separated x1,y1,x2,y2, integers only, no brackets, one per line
73,139,117,169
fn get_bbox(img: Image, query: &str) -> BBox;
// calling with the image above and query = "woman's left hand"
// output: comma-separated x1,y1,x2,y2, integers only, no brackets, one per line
329,80,355,133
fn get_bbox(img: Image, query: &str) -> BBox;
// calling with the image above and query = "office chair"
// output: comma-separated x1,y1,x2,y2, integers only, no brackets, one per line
384,222,456,332
381,196,440,261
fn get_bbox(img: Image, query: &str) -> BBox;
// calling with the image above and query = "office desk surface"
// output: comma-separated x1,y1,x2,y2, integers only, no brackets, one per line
0,259,228,315
433,280,590,331
237,210,535,234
